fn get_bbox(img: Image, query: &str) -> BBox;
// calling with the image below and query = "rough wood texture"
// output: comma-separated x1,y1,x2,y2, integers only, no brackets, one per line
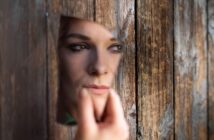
0,0,47,140
174,0,207,139
95,0,136,139
47,0,94,140
136,0,174,139
1,0,214,139
208,0,214,139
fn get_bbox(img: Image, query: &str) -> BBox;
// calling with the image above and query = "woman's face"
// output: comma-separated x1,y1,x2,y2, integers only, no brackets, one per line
59,18,123,121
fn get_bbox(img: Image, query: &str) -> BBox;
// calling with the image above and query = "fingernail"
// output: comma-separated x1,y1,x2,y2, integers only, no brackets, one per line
80,88,87,98
109,88,115,94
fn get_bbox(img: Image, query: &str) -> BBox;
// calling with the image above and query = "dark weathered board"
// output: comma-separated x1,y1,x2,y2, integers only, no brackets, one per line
174,0,208,139
0,0,47,140
208,0,214,139
1,0,214,139
136,0,174,139
95,0,136,139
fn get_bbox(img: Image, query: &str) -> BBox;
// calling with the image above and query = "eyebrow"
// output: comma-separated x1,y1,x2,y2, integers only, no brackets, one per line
62,33,91,40
62,33,119,42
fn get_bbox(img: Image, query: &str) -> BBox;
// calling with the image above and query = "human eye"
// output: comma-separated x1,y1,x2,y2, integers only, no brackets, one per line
65,43,90,52
108,44,124,53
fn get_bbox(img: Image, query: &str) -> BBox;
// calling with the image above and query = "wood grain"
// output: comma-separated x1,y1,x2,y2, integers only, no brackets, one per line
208,0,214,139
95,0,136,139
174,0,207,139
0,0,47,140
47,0,94,140
1,0,213,139
136,0,174,139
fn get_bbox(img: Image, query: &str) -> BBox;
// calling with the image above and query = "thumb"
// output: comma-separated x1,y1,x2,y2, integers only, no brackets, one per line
77,88,97,131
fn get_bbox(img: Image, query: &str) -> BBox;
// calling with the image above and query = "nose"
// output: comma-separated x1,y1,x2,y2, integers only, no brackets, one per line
87,49,108,76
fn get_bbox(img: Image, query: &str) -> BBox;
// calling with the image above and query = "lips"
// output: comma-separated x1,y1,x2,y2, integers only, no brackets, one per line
84,84,109,94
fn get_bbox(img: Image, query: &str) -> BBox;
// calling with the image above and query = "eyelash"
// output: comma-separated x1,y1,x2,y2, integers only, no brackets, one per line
65,43,90,52
108,44,124,53
65,43,123,53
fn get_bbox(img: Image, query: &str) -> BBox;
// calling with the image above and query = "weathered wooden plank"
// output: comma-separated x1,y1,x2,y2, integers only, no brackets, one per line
174,0,207,139
47,0,94,140
0,0,47,140
95,0,136,139
136,0,174,139
208,0,214,139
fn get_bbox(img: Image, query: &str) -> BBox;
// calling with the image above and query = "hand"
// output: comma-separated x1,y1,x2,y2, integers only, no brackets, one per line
74,88,129,140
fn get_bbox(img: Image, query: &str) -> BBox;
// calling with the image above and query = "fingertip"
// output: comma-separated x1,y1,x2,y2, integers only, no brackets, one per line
79,88,88,99
109,88,116,95
77,88,96,129
109,88,120,103
78,88,91,114
108,88,115,98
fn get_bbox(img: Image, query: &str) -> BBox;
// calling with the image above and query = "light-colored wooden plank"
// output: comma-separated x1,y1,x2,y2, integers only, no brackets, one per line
47,0,94,140
174,0,207,139
0,0,47,140
95,0,136,139
208,0,214,139
136,0,174,139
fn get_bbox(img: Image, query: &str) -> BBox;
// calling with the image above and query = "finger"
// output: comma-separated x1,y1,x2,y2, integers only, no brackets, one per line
77,88,96,131
105,89,125,123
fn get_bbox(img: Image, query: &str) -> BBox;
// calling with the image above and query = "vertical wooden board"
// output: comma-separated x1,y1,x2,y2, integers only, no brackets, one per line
0,2,2,139
208,0,214,139
174,0,207,139
0,2,2,138
95,0,136,139
136,0,174,139
47,0,94,140
0,0,47,140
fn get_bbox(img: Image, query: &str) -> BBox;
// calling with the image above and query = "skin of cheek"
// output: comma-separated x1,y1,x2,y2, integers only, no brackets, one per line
61,52,87,118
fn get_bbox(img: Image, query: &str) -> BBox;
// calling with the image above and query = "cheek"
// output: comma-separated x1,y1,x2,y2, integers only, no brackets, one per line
61,54,88,105
62,53,88,83
67,56,87,80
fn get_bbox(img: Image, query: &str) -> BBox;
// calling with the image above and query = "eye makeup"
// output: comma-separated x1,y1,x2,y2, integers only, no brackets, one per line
108,44,124,53
64,42,124,54
64,43,90,52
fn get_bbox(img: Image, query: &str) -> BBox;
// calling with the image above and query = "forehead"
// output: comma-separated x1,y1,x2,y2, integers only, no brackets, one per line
61,18,116,41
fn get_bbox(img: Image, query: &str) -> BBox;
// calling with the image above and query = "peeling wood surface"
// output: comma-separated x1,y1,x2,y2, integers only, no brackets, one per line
0,0,47,140
208,0,214,139
174,0,207,139
136,0,174,139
